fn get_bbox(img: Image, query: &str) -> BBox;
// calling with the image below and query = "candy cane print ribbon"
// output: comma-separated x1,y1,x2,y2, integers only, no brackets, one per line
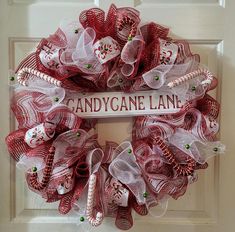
24,123,55,148
159,39,178,66
39,43,62,71
24,104,82,149
93,36,120,64
104,177,130,207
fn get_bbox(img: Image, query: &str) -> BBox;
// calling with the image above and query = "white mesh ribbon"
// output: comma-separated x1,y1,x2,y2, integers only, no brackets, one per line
106,59,128,88
120,35,144,77
53,129,90,165
59,19,81,49
109,141,146,204
86,148,104,175
169,69,210,101
142,65,168,90
141,39,208,101
13,79,66,129
107,68,126,88
16,154,45,173
25,78,66,105
143,63,188,90
60,27,104,74
142,61,198,93
168,128,225,164
187,108,219,140
16,144,48,173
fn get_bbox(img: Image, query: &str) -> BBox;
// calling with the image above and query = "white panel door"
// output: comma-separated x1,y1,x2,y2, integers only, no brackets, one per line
0,0,234,232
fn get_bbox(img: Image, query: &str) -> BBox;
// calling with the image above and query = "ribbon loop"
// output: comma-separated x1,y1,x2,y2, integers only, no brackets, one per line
109,141,146,204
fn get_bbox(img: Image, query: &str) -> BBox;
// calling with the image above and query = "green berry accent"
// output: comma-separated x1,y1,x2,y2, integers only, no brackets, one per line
80,216,85,222
213,147,219,152
32,166,37,172
76,132,81,137
10,76,15,81
155,76,160,81
143,192,148,198
128,148,132,154
128,36,132,41
54,97,59,102
85,64,92,69
74,29,79,34
191,86,196,91
185,144,190,149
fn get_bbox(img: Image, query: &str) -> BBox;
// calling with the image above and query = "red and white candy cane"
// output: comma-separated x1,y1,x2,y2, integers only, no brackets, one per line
117,15,137,40
167,68,214,88
17,67,61,87
86,174,103,226
153,137,196,176
29,146,55,190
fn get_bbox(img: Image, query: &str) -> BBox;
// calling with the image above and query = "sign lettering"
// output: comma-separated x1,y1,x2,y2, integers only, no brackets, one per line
64,90,185,118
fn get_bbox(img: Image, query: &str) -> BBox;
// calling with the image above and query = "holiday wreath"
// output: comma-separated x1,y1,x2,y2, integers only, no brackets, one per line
6,4,225,231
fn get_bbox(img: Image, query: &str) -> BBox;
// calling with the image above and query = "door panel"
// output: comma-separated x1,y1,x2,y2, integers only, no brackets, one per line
0,0,234,232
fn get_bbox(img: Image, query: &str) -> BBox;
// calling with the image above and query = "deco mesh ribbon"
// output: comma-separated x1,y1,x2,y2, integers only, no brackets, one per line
6,4,225,231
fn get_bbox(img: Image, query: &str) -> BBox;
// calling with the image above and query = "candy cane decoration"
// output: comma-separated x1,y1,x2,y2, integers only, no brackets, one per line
17,67,61,87
29,146,55,190
86,174,103,226
58,191,74,214
167,68,214,88
117,15,137,40
153,137,196,176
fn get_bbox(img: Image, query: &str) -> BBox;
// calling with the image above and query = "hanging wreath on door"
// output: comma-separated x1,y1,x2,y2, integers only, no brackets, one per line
5,4,225,231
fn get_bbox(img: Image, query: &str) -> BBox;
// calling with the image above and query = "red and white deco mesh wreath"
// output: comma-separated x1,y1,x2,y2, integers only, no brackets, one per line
5,4,225,231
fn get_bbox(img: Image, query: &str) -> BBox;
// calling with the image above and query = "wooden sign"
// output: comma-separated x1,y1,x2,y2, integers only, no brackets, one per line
64,90,185,118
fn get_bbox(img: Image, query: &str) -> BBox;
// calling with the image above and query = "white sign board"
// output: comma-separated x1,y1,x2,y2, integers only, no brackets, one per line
64,90,185,118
